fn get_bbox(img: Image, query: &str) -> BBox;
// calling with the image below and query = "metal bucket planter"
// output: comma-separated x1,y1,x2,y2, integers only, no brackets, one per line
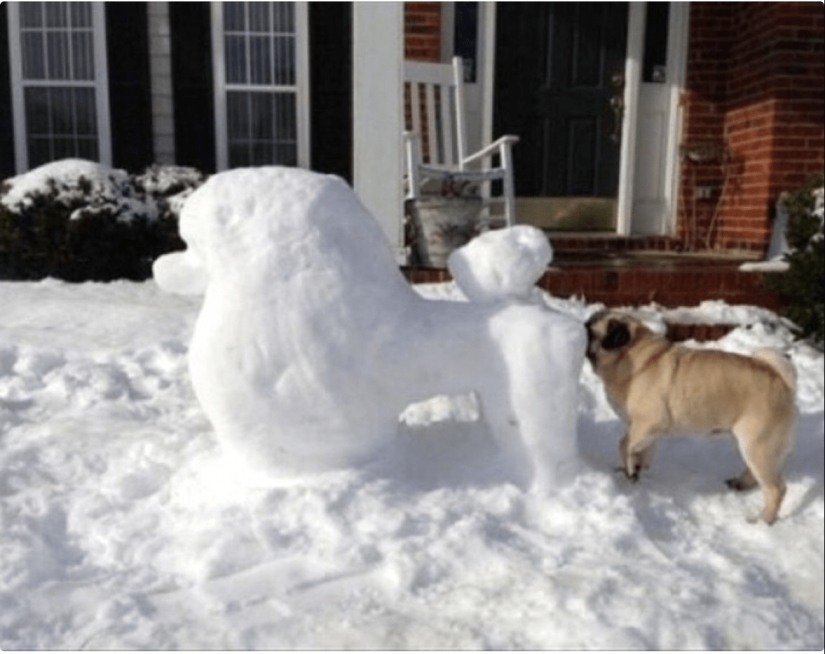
410,196,483,268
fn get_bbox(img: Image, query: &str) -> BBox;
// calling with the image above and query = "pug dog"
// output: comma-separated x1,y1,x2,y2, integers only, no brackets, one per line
585,310,797,525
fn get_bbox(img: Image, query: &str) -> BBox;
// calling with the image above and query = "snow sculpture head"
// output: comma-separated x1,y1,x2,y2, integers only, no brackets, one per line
447,225,553,304
154,167,586,490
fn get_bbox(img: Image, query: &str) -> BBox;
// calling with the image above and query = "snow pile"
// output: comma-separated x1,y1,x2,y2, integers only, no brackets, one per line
154,167,585,489
0,159,148,223
0,279,822,649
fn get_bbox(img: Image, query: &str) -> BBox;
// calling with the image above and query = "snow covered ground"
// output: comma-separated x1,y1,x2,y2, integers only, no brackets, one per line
0,278,822,649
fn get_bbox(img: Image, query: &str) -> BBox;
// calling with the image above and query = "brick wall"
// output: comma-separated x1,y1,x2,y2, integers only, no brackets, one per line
404,2,441,62
403,3,442,163
681,2,824,254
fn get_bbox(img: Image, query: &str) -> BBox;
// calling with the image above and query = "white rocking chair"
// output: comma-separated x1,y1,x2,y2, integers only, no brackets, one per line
403,56,519,227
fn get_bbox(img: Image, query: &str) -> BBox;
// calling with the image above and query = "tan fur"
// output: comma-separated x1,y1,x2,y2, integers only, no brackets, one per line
586,310,797,525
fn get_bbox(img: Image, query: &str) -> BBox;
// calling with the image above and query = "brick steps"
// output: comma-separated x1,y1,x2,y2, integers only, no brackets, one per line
401,260,782,311
538,262,782,310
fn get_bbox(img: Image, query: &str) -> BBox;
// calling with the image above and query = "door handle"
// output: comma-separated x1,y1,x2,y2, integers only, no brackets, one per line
610,95,624,144
609,70,625,144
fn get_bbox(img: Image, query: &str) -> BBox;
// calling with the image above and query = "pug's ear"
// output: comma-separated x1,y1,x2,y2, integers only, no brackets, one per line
602,320,631,350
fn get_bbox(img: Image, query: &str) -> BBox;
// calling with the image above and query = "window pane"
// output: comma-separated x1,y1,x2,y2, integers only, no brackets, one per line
44,2,67,27
50,87,74,135
47,31,71,80
70,3,92,28
28,138,52,168
273,36,294,85
229,142,250,168
21,32,46,79
227,91,250,139
20,3,43,28
76,137,98,160
251,142,273,166
250,92,274,140
71,31,95,80
277,143,297,167
74,88,97,135
225,35,247,84
224,2,245,31
53,137,75,160
249,3,270,32
272,2,294,32
249,36,271,85
24,87,50,134
274,92,296,144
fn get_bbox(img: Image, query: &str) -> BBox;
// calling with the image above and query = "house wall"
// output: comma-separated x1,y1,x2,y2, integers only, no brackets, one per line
681,1,824,254
404,2,441,62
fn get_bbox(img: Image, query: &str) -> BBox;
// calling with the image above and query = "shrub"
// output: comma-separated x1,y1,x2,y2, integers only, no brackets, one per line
0,160,203,282
766,174,824,348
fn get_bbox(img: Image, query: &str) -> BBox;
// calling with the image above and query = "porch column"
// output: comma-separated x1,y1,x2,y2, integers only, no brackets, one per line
352,3,405,262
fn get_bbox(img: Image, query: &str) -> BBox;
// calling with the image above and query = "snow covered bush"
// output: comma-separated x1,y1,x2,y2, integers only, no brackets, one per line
133,164,207,222
766,174,824,348
0,159,203,282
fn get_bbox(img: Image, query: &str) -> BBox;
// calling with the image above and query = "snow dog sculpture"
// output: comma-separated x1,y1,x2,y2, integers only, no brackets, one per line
154,167,586,490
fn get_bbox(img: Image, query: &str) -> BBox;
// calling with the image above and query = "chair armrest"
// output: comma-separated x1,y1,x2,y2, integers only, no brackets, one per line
461,135,519,166
403,131,423,200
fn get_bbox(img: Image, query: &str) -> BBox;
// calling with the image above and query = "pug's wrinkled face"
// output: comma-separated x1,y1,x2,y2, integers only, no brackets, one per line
585,310,637,367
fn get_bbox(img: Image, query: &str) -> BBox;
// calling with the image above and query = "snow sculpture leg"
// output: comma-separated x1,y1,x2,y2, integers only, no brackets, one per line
486,306,586,491
153,166,586,488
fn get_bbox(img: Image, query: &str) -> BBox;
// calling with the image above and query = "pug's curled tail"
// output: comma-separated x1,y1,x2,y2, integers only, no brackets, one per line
753,349,797,392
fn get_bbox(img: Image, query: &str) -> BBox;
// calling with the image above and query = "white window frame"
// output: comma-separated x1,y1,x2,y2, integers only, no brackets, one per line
210,1,310,171
6,1,112,173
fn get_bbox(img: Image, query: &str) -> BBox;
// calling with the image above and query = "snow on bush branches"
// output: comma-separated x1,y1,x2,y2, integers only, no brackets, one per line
0,159,205,282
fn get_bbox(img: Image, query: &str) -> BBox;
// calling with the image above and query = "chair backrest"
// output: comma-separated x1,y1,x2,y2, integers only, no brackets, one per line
403,57,468,170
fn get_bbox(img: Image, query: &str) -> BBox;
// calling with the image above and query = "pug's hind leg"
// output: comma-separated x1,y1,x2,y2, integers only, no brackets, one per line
726,467,758,491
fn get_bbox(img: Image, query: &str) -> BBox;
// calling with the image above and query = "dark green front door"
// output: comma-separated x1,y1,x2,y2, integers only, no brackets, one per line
494,3,628,229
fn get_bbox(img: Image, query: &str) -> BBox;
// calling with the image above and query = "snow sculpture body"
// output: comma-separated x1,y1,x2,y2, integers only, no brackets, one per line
154,167,585,490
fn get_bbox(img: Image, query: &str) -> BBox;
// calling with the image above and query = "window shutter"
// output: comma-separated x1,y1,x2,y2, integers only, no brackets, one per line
105,2,153,171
